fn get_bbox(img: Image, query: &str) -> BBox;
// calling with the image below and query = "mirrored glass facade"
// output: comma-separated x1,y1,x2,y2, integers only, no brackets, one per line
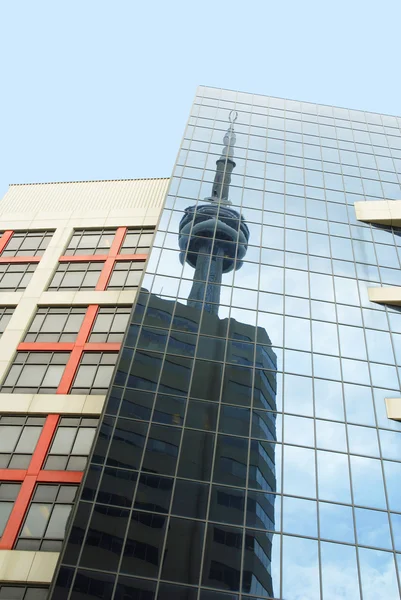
50,87,401,599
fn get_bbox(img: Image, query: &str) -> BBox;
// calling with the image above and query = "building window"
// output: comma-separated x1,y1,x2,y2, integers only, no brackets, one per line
15,484,78,551
107,262,144,290
64,228,117,256
24,307,87,342
70,352,118,394
0,483,21,536
0,415,46,469
0,585,48,599
0,264,37,291
0,307,14,335
0,230,53,257
1,352,70,393
89,307,131,342
44,416,98,471
47,262,103,291
120,228,154,254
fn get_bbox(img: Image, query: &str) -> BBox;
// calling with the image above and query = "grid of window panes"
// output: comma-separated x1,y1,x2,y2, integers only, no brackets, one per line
44,416,99,471
0,586,48,600
0,307,14,335
16,484,78,551
1,351,118,394
47,262,103,291
0,230,53,257
1,352,70,393
120,228,155,254
24,307,86,342
107,261,146,290
70,352,119,395
0,264,37,292
50,89,401,599
0,415,45,468
64,229,117,256
89,307,131,343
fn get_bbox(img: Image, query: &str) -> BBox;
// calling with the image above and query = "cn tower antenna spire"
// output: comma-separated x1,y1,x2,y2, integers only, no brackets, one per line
178,111,249,315
210,110,238,205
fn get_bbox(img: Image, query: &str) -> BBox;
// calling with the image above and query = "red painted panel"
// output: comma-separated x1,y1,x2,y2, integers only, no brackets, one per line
114,253,148,262
84,342,121,352
95,257,114,291
17,342,75,352
0,476,36,549
58,254,108,263
28,415,59,475
110,227,127,256
56,347,82,394
76,305,99,346
0,469,26,481
0,256,41,264
37,470,83,483
0,231,14,256
56,305,99,393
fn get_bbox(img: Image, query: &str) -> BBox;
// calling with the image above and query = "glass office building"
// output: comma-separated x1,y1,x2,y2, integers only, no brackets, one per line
50,87,401,599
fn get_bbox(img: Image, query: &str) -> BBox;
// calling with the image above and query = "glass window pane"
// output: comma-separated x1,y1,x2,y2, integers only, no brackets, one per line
71,428,96,455
41,365,64,388
50,428,76,454
0,502,13,536
0,426,21,452
93,365,115,388
45,504,72,539
15,427,42,453
21,504,52,537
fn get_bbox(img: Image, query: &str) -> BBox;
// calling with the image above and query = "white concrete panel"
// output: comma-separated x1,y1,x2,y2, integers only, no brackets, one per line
385,398,401,421
0,292,22,305
368,286,401,305
0,394,32,412
0,550,35,581
0,550,58,583
83,395,107,414
27,552,59,583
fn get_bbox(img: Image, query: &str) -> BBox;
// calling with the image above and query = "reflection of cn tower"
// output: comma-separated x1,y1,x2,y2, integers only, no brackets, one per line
179,111,250,314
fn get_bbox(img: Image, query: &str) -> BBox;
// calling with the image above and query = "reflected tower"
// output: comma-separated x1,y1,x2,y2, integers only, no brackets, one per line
49,111,278,600
179,112,250,314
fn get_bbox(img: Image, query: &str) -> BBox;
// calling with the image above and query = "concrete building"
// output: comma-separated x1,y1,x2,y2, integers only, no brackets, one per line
0,178,168,597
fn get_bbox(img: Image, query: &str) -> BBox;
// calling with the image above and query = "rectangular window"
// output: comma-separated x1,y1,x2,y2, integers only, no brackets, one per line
0,264,36,291
71,352,118,394
107,262,145,290
44,416,98,471
1,230,53,257
47,262,103,291
16,484,78,551
1,352,70,393
24,307,86,342
0,307,14,335
0,415,45,469
64,228,117,256
89,307,131,342
120,227,155,254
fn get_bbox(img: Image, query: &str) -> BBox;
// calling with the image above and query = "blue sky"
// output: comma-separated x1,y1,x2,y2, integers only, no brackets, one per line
0,0,400,198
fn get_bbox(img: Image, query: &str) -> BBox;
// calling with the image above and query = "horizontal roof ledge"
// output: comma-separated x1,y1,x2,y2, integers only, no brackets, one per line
385,398,401,421
368,287,401,305
354,200,401,225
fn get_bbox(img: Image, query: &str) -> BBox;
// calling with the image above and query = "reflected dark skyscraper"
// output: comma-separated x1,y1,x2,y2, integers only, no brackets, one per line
49,111,278,598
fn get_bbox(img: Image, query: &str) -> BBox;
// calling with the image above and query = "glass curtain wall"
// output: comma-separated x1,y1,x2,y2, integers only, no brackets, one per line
50,87,401,600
